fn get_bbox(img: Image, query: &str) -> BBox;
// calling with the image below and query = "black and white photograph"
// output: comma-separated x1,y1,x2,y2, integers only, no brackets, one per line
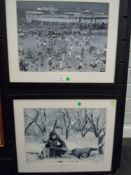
25,108,106,163
13,99,116,172
17,1,108,72
6,0,120,83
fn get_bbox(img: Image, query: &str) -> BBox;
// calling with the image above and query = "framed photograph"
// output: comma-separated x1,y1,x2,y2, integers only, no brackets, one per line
13,99,117,173
0,96,4,147
5,0,120,83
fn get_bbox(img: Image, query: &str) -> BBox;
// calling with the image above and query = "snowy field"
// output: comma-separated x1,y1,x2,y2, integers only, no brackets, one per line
25,132,104,163
24,107,106,164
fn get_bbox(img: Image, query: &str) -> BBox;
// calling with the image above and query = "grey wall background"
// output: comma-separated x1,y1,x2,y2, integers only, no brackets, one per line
125,38,131,125
123,36,131,138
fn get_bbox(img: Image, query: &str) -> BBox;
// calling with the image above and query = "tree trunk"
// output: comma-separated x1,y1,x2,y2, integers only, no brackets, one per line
98,133,105,154
98,145,104,154
66,130,69,139
64,109,71,140
61,127,64,135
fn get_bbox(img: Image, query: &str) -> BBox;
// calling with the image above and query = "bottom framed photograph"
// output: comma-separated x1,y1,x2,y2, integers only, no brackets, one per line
13,99,117,173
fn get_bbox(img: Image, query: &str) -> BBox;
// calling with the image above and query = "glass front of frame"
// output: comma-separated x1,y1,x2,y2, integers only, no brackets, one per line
13,99,117,172
6,0,120,83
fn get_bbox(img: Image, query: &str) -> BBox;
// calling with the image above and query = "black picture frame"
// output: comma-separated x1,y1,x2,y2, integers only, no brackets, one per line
0,89,124,175
0,0,129,86
0,0,130,174
0,94,4,147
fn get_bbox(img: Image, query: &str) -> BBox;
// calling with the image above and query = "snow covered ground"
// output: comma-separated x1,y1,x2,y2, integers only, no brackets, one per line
25,132,104,163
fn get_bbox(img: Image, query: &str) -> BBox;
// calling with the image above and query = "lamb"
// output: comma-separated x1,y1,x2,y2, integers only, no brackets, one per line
38,145,50,160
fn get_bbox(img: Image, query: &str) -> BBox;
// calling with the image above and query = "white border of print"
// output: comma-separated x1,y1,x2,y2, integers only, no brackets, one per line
13,99,117,172
6,0,120,83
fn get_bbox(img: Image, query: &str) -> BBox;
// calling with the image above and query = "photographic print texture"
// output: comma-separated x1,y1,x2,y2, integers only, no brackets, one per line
17,1,109,72
13,99,116,172
24,108,106,163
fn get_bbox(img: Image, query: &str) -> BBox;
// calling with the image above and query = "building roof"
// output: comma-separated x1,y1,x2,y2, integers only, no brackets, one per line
26,11,43,15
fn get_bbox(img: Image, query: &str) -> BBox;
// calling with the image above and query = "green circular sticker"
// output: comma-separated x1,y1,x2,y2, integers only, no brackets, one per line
77,102,82,107
66,77,70,81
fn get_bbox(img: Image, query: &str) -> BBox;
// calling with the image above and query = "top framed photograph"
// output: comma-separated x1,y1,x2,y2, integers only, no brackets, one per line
5,0,120,83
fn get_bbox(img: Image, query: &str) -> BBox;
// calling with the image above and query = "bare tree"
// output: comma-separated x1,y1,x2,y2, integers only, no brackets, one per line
25,113,36,135
64,109,71,139
76,110,92,137
40,109,47,141
84,109,106,154
59,109,71,140
24,109,47,141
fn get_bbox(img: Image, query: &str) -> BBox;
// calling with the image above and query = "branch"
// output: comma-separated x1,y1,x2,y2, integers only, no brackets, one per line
85,109,99,137
64,109,71,129
59,110,67,127
24,114,34,121
43,109,47,121
25,118,35,135
81,126,92,137
71,119,80,129
65,109,71,123
25,110,44,136
35,111,47,136
96,117,99,128
81,118,88,137
35,121,44,135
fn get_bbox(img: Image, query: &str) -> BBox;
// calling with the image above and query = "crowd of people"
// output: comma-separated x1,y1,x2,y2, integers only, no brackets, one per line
18,20,107,72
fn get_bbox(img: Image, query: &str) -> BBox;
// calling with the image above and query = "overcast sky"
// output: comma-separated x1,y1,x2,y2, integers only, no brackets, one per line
17,1,109,13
